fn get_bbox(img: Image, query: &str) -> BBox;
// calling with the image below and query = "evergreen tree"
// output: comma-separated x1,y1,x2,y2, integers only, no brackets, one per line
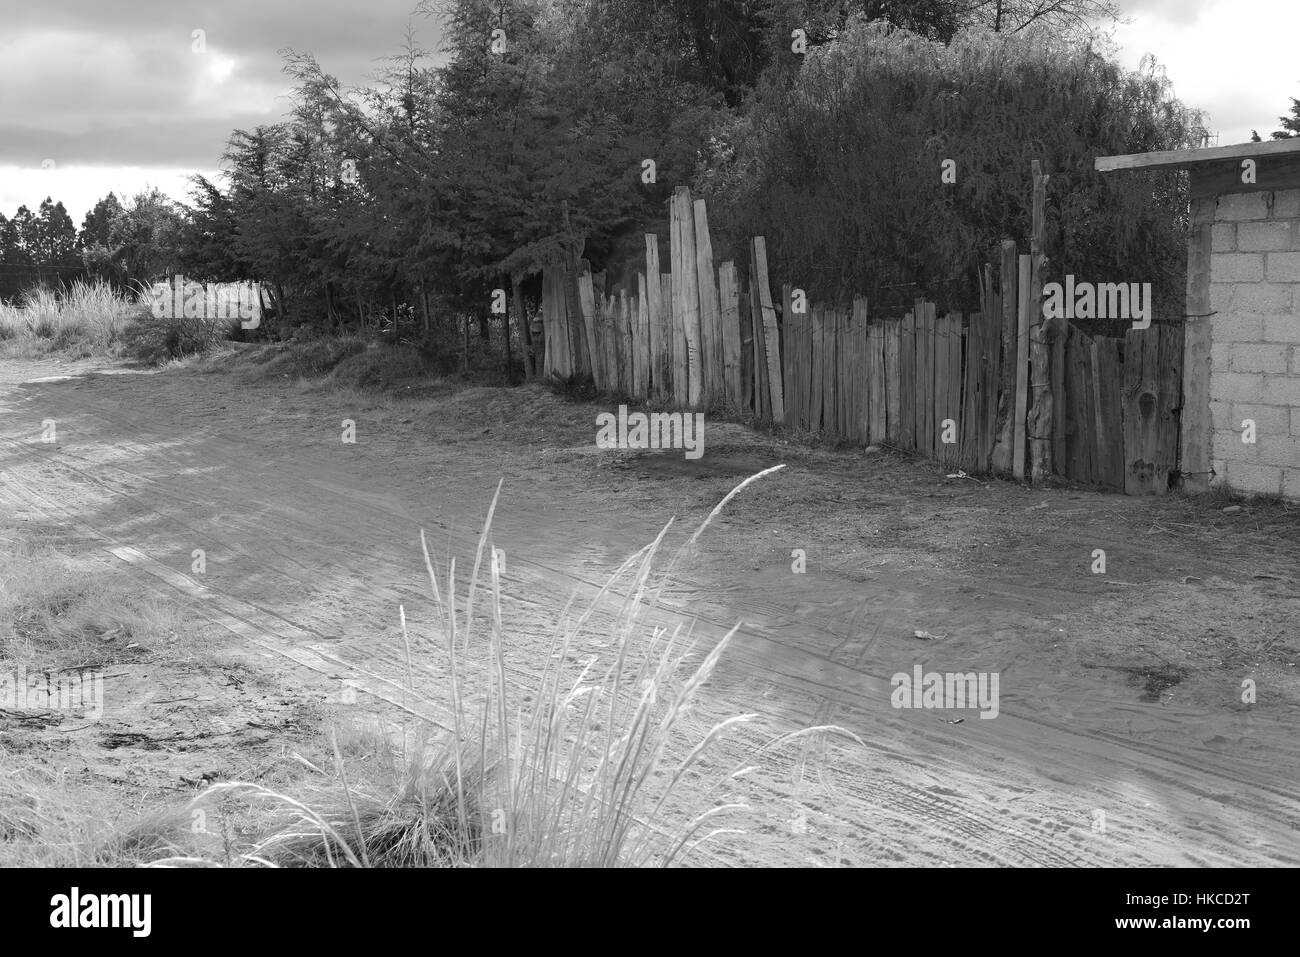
1269,96,1300,139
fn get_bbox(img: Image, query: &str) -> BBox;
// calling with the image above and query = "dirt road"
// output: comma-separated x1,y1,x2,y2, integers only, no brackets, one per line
2,351,1298,866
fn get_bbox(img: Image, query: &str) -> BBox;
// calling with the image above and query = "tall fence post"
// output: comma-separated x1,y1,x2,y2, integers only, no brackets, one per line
1027,159,1052,482
1014,254,1032,480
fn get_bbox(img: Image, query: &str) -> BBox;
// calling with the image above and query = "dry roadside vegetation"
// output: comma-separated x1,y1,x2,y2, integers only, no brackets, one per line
0,280,240,365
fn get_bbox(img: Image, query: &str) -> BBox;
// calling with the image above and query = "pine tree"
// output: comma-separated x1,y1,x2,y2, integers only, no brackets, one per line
1269,96,1300,139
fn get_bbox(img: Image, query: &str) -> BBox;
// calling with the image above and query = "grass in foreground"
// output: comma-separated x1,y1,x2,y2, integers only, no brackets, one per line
0,472,849,867
167,468,851,867
0,528,202,672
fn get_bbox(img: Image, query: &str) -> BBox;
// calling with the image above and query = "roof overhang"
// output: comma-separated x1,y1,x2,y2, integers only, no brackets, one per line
1095,138,1300,198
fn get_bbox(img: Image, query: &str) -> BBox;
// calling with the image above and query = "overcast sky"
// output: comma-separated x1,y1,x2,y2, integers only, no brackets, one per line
0,0,1296,225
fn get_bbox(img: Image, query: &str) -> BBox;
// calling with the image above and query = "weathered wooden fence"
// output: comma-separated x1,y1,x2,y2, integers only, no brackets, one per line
540,186,1183,494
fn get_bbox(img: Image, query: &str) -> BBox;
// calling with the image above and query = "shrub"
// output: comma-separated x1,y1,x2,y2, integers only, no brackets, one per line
704,22,1205,315
327,342,436,392
120,314,230,364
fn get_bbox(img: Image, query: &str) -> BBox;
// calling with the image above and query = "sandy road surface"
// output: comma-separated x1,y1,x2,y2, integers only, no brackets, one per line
2,352,1298,866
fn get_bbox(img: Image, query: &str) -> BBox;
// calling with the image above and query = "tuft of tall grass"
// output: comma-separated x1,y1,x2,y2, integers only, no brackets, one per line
175,467,857,867
0,281,144,355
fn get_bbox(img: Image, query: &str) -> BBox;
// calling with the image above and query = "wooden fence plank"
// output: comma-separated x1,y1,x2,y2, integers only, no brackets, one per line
810,306,824,431
608,292,622,394
1123,324,1182,495
846,307,859,442
991,240,1019,472
845,307,856,441
1080,330,1099,486
635,273,650,398
867,307,885,446
783,285,800,429
1013,255,1032,480
946,312,962,465
620,289,635,395
602,294,618,394
947,313,965,468
751,237,785,423
824,308,839,436
694,199,723,409
577,268,602,391
719,262,742,408
540,268,553,379
922,301,936,458
795,300,811,430
659,273,676,403
1052,315,1067,476
1063,326,1092,485
900,310,916,449
646,235,669,398
672,188,702,406
564,268,589,380
820,306,832,434
591,288,606,392
839,308,849,439
1028,160,1052,482
669,208,689,405
750,261,770,421
837,308,848,439
739,282,753,412
1094,336,1124,490
543,266,572,380
940,311,956,466
976,264,998,471
934,309,951,463
960,313,980,470
912,300,925,452
884,319,901,445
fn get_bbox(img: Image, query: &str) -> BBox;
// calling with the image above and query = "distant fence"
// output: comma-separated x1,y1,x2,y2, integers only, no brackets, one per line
541,187,1183,495
0,263,89,303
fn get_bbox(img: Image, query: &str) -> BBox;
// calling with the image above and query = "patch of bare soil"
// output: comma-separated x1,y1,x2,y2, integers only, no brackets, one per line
1,353,1298,865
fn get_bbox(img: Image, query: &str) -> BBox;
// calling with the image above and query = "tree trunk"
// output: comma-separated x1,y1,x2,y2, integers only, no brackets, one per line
274,281,290,341
502,275,513,379
518,279,536,379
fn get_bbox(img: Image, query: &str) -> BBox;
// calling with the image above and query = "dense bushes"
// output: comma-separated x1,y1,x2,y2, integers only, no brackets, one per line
701,22,1205,315
120,313,236,364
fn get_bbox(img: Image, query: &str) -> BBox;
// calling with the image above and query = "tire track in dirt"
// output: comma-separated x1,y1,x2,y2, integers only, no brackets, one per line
7,387,1107,858
3,367,1298,865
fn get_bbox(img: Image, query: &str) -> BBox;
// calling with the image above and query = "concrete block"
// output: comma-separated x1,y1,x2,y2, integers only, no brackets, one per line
1212,253,1265,283
1217,193,1270,222
1238,221,1292,252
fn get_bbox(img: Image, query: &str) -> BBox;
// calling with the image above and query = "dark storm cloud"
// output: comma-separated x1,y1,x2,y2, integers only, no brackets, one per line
0,0,446,169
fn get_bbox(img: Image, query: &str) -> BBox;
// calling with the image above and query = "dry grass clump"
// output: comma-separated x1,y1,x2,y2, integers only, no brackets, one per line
0,281,144,356
0,533,190,671
170,468,851,867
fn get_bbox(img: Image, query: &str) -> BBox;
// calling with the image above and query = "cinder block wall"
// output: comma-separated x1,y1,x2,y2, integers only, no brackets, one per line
1207,188,1300,497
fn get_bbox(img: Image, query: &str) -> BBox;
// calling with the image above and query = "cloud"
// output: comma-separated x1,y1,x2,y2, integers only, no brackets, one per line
1112,0,1300,145
0,0,445,171
0,165,220,226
